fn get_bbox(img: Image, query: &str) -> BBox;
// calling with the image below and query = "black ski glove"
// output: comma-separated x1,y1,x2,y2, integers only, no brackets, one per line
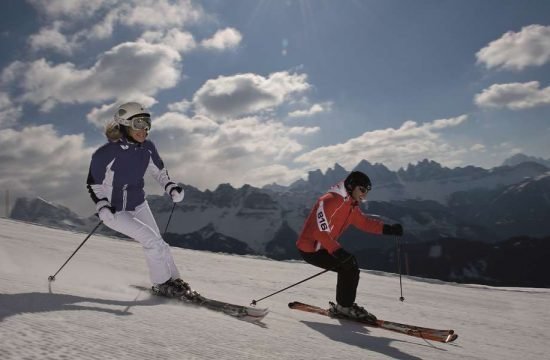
383,223,403,236
333,248,358,270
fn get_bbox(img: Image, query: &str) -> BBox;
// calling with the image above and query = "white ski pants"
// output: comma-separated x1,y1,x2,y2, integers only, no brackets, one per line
102,201,180,284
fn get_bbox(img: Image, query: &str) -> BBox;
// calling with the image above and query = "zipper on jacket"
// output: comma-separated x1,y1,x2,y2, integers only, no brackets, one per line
122,184,128,211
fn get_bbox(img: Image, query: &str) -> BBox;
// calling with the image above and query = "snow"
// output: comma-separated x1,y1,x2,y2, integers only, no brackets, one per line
1,218,548,360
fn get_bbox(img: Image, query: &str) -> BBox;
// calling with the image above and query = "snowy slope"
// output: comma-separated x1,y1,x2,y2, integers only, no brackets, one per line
1,218,548,360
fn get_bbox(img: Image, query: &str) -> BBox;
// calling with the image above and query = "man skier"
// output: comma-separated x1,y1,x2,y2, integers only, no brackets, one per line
87,102,191,298
296,171,403,321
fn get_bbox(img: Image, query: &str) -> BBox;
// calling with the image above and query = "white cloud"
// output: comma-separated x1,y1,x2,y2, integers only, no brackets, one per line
288,126,321,135
87,103,119,128
27,0,206,52
493,143,524,159
476,24,550,70
288,103,330,118
0,92,22,128
141,71,318,188
430,116,467,129
24,0,244,59
245,164,305,187
140,29,196,53
119,0,205,29
475,81,550,110
154,112,219,132
28,21,76,55
295,115,468,171
1,61,26,84
167,99,192,113
27,0,109,18
147,112,318,189
201,28,242,50
85,7,123,41
27,0,119,52
4,42,181,111
470,144,486,152
193,72,311,118
0,124,95,215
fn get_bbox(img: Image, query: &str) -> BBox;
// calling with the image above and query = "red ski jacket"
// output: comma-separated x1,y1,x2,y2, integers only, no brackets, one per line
296,181,384,254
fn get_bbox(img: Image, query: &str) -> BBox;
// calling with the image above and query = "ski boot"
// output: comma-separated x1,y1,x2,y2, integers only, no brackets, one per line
172,278,201,300
154,278,199,300
329,301,377,323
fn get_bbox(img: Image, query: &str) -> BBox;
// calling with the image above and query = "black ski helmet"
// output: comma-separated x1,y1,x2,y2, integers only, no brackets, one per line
344,171,372,194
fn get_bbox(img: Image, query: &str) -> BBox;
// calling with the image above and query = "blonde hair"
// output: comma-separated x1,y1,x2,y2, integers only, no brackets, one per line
105,120,123,142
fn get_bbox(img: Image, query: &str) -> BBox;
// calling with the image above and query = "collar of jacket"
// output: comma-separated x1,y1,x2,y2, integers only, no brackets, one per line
327,180,358,206
121,136,143,147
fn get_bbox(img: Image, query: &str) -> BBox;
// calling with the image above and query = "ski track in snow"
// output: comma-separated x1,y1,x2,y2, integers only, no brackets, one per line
0,218,549,360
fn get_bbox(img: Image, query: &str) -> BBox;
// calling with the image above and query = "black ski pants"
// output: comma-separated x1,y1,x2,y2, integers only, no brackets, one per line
300,249,360,307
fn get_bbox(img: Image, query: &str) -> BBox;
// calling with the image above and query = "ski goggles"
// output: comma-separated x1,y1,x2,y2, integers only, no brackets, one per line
128,115,151,131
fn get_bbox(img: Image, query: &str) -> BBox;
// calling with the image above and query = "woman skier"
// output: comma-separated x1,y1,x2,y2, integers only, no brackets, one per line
87,102,191,297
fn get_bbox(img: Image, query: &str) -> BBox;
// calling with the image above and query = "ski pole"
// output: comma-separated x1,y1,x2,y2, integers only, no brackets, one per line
251,267,331,306
48,220,103,282
163,202,176,236
396,236,405,302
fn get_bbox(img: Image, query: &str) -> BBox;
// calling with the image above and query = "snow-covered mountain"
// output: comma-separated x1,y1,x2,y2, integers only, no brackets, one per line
284,158,549,204
9,197,128,238
1,218,548,360
448,172,550,239
10,160,550,246
164,223,256,255
147,183,284,254
10,197,90,229
502,153,550,168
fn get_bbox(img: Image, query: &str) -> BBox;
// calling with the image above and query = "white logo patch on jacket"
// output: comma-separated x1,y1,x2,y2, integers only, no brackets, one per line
316,200,330,232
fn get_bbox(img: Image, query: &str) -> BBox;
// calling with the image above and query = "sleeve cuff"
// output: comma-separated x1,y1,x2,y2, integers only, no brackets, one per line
165,182,177,194
95,199,111,212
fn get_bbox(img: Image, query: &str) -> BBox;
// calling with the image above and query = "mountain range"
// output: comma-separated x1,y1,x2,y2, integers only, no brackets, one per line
8,154,550,287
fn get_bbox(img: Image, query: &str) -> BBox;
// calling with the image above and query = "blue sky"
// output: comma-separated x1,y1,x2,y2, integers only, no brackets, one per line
0,0,549,215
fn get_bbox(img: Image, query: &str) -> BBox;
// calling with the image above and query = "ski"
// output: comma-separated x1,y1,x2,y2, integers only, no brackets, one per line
288,301,457,343
131,285,269,323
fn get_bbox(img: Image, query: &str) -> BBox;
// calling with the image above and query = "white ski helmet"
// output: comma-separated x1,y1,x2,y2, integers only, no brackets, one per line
114,102,151,130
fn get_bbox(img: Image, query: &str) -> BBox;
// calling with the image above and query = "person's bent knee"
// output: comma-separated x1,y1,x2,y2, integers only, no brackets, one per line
138,235,166,250
339,265,359,274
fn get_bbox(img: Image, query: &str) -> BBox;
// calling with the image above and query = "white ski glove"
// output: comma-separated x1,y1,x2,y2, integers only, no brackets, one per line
166,183,184,203
96,200,115,222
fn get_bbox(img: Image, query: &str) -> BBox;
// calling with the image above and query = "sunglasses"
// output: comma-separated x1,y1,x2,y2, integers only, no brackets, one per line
129,116,151,131
357,186,370,194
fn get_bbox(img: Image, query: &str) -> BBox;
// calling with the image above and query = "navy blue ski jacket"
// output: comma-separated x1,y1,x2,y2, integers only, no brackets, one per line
87,136,176,212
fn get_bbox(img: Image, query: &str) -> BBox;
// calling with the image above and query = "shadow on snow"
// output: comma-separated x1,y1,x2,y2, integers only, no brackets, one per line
0,291,159,322
301,320,448,360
